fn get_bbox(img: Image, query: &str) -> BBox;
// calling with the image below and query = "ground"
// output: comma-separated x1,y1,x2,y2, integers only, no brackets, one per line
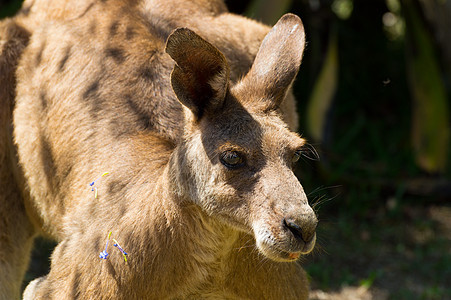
304,202,451,300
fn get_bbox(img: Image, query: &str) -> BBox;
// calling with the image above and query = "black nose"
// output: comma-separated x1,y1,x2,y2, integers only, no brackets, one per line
283,218,316,243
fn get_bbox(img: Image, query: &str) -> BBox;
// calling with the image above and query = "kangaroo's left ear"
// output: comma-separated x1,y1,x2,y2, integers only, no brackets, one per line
240,14,305,111
165,28,230,120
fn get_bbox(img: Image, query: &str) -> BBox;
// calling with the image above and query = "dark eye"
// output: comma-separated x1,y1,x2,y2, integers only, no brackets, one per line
292,150,302,164
220,151,244,169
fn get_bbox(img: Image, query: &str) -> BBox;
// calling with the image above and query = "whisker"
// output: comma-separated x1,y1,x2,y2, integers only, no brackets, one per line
307,185,341,197
310,194,338,212
234,240,255,252
301,143,320,161
255,253,269,272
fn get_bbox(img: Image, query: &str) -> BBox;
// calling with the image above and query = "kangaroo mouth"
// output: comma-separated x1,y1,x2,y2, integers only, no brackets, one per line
253,226,316,262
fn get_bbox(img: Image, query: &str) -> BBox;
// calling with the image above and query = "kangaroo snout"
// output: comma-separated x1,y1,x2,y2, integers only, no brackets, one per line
283,206,318,253
253,200,318,262
284,203,318,242
283,216,317,244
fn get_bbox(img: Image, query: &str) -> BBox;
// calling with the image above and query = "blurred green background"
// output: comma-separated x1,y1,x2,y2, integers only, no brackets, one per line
2,0,450,299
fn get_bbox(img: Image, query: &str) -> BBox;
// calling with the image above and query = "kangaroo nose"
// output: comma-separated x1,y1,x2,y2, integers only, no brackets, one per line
283,216,317,243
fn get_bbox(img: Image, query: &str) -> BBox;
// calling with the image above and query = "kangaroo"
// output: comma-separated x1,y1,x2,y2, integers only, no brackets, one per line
2,0,300,137
1,0,317,299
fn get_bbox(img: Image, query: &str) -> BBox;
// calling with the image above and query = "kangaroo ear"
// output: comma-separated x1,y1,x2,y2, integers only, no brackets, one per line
165,28,229,120
242,14,305,111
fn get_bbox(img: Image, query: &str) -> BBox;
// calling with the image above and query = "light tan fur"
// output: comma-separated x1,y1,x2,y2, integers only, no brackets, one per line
0,0,316,299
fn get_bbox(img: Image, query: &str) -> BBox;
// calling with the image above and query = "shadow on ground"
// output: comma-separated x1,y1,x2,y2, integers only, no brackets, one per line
304,202,451,300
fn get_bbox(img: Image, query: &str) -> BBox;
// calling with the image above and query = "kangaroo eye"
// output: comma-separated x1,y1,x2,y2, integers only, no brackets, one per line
220,151,244,169
292,150,302,164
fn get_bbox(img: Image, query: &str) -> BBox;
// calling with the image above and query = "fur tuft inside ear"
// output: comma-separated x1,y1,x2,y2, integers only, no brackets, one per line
165,28,230,120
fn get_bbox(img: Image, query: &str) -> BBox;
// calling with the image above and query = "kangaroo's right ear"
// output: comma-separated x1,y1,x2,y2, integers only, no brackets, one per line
165,28,230,120
239,14,305,112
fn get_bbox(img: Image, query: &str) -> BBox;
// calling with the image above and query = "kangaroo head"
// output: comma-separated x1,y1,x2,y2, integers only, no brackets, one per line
166,14,317,262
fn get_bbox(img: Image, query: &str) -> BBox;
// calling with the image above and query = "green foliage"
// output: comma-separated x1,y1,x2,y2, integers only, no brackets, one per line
306,30,339,142
0,0,22,18
245,0,293,24
404,0,450,173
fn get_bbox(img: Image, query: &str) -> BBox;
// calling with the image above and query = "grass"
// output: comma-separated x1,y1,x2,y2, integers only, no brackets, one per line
299,169,451,299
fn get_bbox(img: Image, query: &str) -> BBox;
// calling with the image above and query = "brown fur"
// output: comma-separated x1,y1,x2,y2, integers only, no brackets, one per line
0,17,35,300
0,0,316,298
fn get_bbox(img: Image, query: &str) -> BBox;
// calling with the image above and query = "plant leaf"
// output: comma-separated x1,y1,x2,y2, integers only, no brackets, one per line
404,0,450,173
306,31,339,143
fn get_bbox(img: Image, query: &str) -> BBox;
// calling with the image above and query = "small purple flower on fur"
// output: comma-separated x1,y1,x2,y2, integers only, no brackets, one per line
99,231,112,260
99,250,109,259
